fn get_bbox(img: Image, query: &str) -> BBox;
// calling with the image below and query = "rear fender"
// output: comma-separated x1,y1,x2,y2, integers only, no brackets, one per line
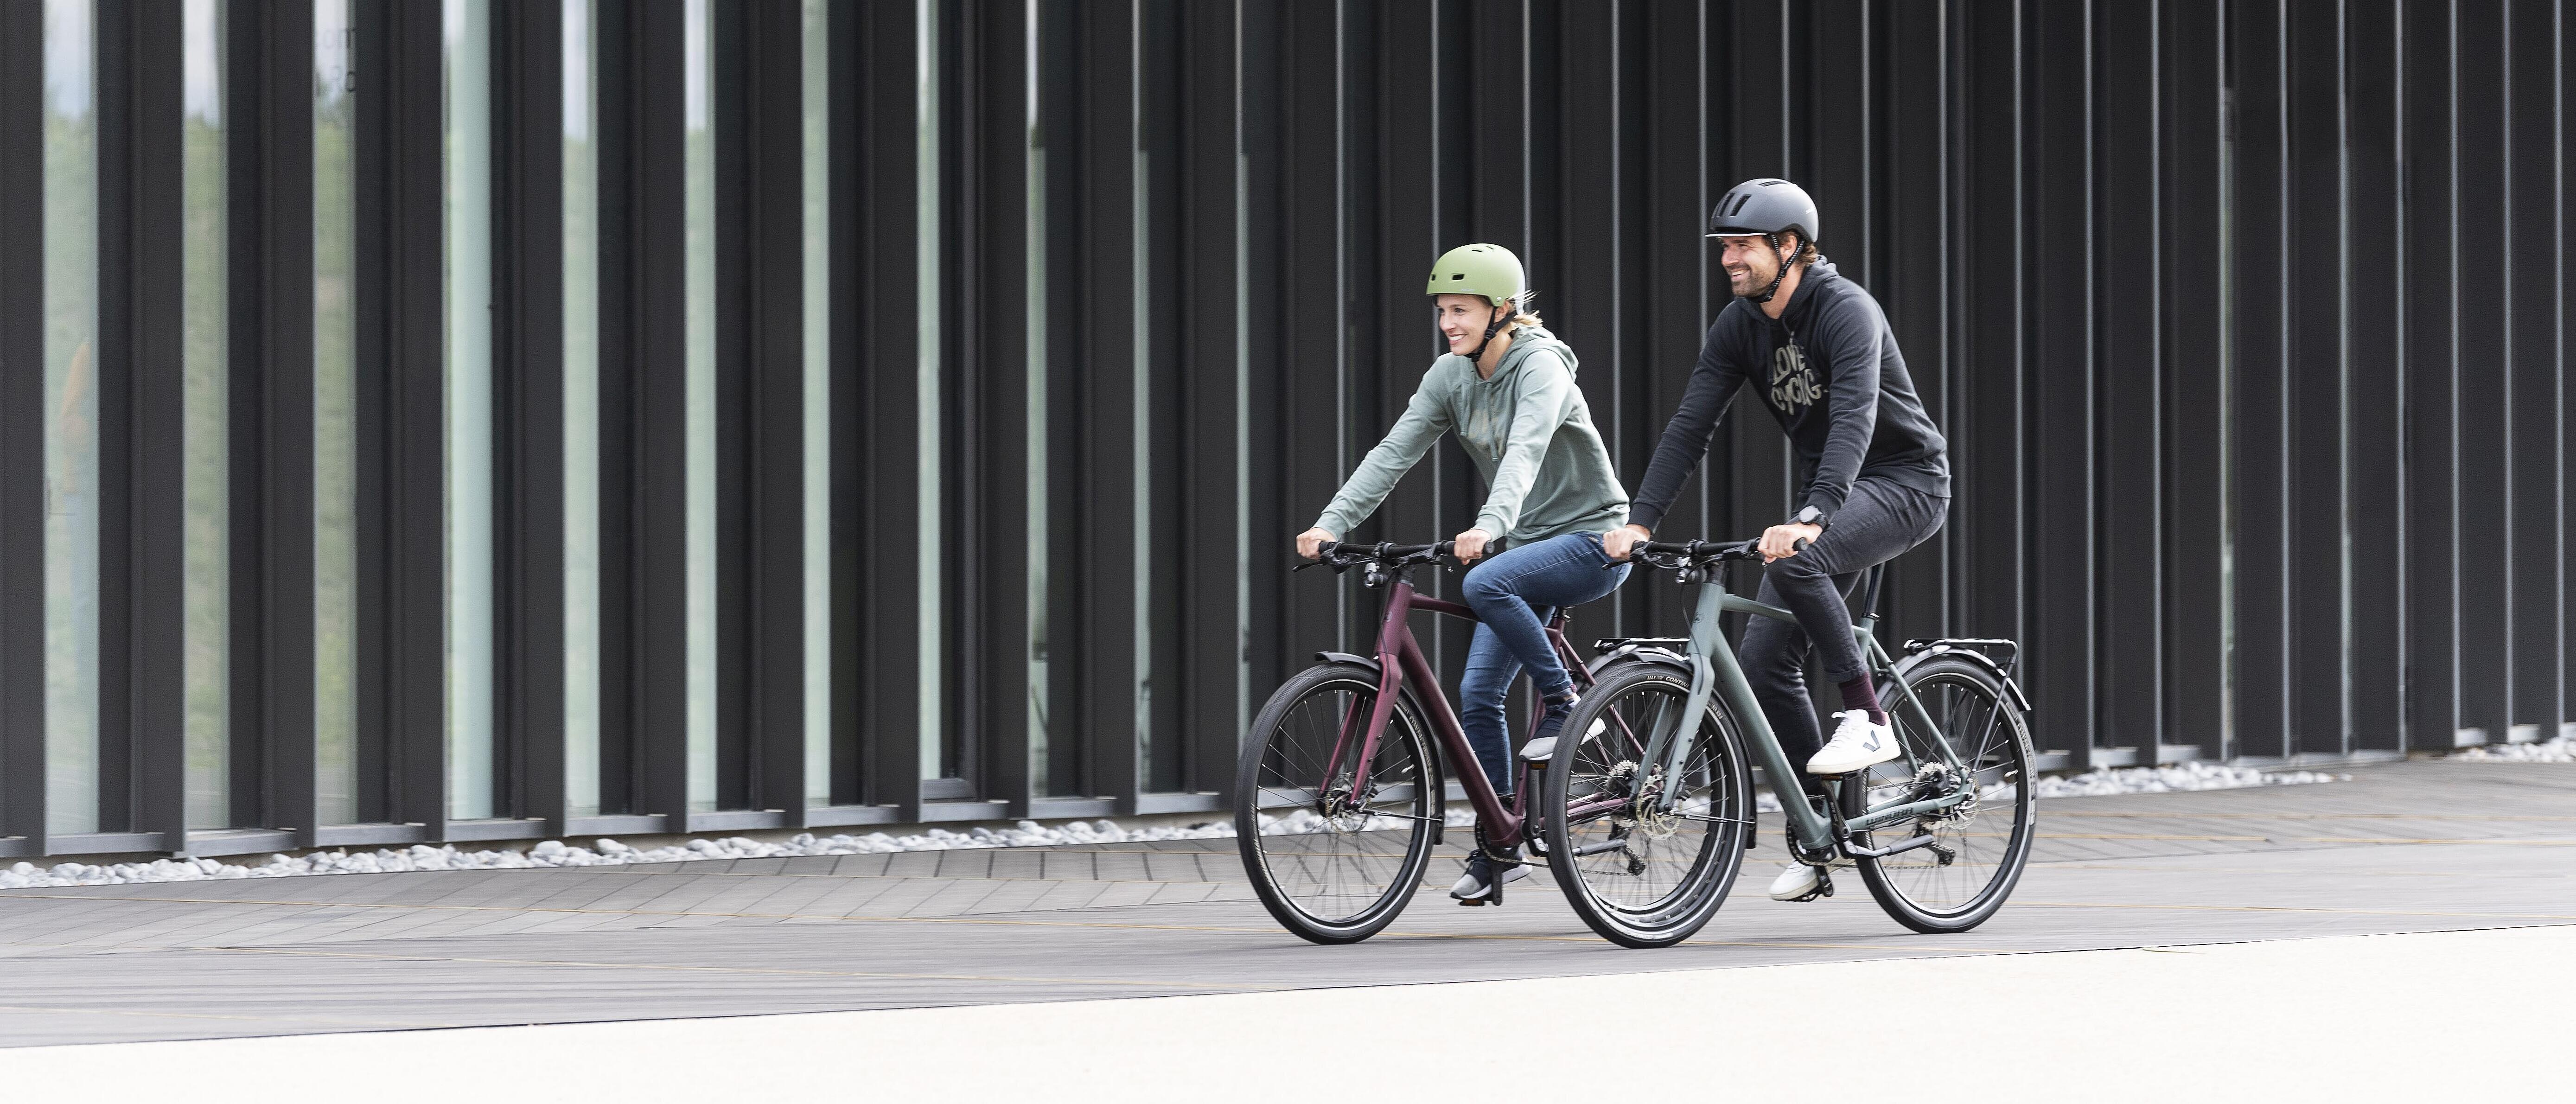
1892,643,2034,714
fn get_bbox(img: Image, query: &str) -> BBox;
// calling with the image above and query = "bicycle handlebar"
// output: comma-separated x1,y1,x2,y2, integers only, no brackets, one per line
1618,536,1804,571
1639,540,1758,560
1299,540,1462,572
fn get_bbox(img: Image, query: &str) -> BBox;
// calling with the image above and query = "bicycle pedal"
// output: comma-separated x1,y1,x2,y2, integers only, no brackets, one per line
1455,896,1492,907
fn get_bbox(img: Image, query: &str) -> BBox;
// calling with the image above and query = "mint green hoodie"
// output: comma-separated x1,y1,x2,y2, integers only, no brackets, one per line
1314,326,1629,545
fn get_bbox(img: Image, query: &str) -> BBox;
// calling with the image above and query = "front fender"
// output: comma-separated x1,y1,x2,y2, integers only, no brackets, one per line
1586,643,1695,679
1314,651,1379,675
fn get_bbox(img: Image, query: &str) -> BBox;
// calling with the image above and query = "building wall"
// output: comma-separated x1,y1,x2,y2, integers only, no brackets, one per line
0,0,2565,860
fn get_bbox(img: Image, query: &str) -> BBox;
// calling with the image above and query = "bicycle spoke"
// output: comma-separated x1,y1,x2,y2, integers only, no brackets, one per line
1551,674,1739,925
1241,674,1442,932
1850,667,2033,925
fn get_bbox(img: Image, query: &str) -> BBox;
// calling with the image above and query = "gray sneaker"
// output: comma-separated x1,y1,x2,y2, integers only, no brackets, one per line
1449,849,1529,902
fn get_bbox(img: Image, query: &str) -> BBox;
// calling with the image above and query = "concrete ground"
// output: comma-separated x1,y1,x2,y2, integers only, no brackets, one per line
0,758,2568,1088
9,925,2564,1103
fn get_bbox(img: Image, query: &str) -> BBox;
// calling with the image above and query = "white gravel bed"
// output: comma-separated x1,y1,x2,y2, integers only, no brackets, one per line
0,760,2347,892
2448,736,2576,763
1753,758,2345,813
2020,759,2347,797
0,819,1246,892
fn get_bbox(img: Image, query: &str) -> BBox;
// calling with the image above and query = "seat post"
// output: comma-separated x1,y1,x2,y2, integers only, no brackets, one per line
1859,563,1888,619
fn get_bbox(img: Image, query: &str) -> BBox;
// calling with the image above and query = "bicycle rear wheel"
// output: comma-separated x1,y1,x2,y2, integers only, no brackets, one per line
1234,662,1442,944
1540,660,1753,948
1841,655,2037,933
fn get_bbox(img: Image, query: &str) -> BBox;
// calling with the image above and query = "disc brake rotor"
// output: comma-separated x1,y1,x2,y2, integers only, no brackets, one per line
1318,781,1382,832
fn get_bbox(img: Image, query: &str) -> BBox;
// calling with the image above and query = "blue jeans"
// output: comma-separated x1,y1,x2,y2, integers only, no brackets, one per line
1457,532,1632,797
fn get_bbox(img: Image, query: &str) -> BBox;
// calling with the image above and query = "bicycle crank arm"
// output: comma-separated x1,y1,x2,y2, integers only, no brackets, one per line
1840,832,1944,860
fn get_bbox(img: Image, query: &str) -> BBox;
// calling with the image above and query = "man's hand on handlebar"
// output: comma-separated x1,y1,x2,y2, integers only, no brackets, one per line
1296,527,1337,562
1452,528,1495,565
1760,522,1822,563
1602,524,1651,562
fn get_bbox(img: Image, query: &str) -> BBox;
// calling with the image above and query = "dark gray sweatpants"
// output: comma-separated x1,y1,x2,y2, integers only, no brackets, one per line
1739,476,1948,770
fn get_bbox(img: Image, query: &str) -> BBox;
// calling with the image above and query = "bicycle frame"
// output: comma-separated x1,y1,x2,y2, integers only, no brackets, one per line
1644,564,1973,854
1322,575,1588,850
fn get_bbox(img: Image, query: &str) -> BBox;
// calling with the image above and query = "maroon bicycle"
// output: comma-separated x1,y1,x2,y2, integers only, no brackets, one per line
1234,540,1595,944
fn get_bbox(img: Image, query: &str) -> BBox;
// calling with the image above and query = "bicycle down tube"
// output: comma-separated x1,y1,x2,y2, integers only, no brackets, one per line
1338,578,1525,847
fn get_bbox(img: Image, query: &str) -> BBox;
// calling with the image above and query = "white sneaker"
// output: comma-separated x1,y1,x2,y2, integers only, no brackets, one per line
1807,711,1900,775
1766,860,1849,901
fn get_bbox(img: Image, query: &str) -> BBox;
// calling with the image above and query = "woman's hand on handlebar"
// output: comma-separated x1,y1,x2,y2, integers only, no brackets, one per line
1760,522,1822,564
1601,524,1651,562
1296,527,1338,562
1452,528,1495,565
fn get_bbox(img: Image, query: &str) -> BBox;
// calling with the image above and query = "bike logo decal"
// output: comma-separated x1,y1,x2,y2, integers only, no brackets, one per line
1770,342,1823,413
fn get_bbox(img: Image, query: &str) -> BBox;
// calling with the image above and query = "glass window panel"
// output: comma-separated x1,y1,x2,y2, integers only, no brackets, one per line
562,0,600,818
1022,2,1048,793
442,0,496,820
914,0,945,781
683,0,715,812
182,0,230,831
43,0,98,836
800,0,829,806
314,0,359,825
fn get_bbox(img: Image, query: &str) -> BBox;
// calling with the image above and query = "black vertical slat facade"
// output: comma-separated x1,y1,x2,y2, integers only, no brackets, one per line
495,0,567,835
237,0,318,849
1,2,47,856
0,0,2569,862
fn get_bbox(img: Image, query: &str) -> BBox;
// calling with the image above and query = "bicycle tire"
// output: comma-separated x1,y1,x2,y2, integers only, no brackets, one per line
1540,659,1752,948
1234,662,1443,944
1840,655,2038,934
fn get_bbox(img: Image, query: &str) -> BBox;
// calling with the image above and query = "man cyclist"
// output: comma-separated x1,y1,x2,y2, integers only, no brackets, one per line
1297,244,1633,904
1601,179,1951,903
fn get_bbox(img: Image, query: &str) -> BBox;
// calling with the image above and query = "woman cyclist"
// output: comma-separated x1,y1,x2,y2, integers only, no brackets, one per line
1294,244,1632,902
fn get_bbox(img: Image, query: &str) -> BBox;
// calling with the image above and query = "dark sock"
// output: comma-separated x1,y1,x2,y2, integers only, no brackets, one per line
1838,674,1888,727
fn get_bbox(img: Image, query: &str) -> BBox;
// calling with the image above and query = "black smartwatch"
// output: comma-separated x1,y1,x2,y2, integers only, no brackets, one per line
1792,504,1832,530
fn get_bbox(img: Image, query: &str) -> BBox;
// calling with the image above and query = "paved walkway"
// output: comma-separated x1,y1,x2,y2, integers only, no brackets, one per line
1,759,2569,1048
10,926,2564,1102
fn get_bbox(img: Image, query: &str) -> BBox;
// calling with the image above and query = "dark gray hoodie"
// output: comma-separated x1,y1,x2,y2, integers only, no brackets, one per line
1315,325,1630,545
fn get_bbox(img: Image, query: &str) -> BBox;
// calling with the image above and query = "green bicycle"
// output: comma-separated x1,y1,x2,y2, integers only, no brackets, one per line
1538,539,2038,948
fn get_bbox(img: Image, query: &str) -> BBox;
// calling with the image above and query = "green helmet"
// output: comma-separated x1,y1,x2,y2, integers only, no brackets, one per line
1425,243,1526,308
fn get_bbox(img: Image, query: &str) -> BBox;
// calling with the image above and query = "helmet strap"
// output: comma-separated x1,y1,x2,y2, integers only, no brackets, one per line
1466,295,1517,362
1751,232,1792,304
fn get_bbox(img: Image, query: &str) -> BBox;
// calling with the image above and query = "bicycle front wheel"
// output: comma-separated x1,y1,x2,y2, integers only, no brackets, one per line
1234,662,1443,944
1842,655,2038,933
1541,660,1753,948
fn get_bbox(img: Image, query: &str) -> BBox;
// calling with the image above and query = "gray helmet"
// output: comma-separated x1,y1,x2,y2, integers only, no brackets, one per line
1706,178,1819,303
1707,178,1820,245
